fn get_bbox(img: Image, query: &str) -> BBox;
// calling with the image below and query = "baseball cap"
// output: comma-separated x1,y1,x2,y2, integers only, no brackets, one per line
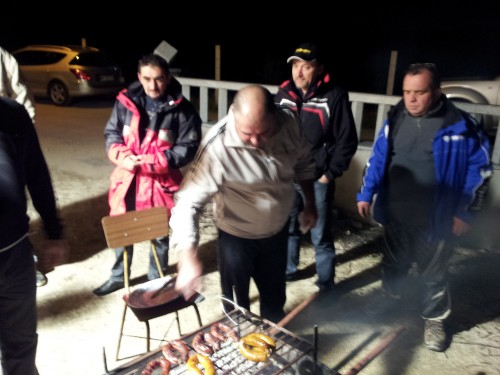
287,43,319,63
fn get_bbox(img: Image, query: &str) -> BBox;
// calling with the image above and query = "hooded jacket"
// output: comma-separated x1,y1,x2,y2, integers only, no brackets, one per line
357,95,493,240
104,77,202,216
275,72,358,181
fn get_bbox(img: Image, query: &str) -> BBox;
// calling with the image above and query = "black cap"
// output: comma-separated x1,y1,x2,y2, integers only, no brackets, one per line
287,43,319,63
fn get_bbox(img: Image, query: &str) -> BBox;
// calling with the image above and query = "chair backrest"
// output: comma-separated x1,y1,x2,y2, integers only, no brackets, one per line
101,206,169,249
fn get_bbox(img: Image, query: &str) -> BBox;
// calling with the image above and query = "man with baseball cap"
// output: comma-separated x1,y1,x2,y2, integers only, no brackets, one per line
276,42,358,290
286,42,319,63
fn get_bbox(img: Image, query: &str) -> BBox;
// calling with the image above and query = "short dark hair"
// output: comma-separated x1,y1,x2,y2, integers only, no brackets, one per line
137,53,170,75
405,63,441,89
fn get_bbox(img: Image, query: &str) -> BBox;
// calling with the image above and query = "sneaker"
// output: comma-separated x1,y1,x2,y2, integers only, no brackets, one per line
36,270,48,287
424,319,447,352
92,279,124,296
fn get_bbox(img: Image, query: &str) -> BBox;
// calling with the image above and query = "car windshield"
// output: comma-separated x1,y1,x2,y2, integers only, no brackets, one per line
71,52,117,67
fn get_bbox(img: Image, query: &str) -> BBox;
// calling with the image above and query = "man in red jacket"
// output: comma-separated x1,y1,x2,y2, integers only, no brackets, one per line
93,54,202,296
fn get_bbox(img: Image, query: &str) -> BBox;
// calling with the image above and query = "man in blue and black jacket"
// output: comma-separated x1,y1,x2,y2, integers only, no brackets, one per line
357,63,492,352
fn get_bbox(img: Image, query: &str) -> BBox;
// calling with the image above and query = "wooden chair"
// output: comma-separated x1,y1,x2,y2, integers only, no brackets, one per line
101,206,203,360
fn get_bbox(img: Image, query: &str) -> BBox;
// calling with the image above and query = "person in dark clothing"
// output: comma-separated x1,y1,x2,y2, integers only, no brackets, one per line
0,45,48,287
357,63,493,352
93,53,202,296
275,43,359,290
0,96,68,374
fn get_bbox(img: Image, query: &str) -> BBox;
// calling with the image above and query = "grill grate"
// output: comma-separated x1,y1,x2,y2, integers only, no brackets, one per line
109,308,321,375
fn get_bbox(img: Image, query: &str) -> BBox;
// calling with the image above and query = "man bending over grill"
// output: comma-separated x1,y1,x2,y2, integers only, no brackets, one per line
170,84,317,323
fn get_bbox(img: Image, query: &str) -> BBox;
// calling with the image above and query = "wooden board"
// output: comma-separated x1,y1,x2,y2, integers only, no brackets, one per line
101,206,169,248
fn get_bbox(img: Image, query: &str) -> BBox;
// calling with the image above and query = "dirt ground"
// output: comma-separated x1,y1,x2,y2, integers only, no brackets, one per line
22,100,500,375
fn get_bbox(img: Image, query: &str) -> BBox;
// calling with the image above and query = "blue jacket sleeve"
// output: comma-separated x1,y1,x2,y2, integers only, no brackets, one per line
356,122,389,203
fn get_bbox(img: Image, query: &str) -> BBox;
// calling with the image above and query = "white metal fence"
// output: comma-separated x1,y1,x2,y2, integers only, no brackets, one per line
178,77,500,166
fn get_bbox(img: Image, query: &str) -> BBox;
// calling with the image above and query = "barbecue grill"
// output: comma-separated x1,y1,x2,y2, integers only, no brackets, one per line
107,308,333,374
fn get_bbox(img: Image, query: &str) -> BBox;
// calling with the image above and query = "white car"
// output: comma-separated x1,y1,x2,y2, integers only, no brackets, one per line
13,44,125,106
441,76,500,134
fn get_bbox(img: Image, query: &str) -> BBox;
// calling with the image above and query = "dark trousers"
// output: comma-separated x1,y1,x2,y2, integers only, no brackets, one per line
0,237,39,375
217,225,288,323
383,221,453,320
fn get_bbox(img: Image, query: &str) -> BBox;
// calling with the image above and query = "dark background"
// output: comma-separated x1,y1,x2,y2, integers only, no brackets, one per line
3,2,500,95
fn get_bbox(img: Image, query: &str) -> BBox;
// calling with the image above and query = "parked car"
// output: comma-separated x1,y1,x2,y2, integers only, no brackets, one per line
441,75,500,137
12,44,125,106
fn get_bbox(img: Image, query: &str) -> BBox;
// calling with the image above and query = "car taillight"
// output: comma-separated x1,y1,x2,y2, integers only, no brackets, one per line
70,68,92,81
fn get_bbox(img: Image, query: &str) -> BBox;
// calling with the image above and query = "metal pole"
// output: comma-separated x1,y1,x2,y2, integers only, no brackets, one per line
343,326,405,375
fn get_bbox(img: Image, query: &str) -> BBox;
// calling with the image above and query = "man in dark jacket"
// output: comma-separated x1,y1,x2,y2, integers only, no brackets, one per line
0,96,68,374
93,53,202,296
275,43,358,289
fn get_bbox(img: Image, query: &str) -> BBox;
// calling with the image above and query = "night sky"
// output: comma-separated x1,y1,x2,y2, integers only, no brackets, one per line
3,2,500,94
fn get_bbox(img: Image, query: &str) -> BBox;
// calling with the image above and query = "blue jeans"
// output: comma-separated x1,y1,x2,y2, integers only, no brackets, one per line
110,236,169,281
0,237,39,375
287,180,336,286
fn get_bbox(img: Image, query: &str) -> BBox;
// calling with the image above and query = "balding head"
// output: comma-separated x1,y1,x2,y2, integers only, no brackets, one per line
231,85,276,148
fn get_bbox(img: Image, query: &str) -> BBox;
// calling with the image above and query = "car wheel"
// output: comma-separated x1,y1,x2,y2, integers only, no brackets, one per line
48,80,71,106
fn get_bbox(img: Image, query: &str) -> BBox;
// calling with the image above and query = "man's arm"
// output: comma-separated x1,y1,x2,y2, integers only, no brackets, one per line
297,179,317,232
19,105,68,269
163,102,202,169
325,91,358,181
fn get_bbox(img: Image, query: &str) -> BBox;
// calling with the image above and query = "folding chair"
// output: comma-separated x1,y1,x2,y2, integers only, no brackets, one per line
101,206,203,360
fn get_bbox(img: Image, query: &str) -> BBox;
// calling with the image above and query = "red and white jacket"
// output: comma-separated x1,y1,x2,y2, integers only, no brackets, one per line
104,79,202,216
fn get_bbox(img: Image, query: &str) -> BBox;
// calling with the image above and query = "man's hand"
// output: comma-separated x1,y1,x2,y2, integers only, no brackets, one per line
298,208,317,234
36,239,69,274
452,217,471,237
175,245,203,300
357,201,371,219
121,155,142,171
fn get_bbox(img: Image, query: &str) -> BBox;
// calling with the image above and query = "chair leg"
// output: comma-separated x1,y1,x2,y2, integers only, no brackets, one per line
192,303,203,328
116,248,131,360
175,311,182,337
151,241,164,278
144,321,151,352
115,302,128,361
123,247,130,290
173,303,204,338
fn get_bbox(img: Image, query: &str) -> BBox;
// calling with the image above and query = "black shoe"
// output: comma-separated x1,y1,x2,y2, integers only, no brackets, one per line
92,280,124,296
315,280,335,292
